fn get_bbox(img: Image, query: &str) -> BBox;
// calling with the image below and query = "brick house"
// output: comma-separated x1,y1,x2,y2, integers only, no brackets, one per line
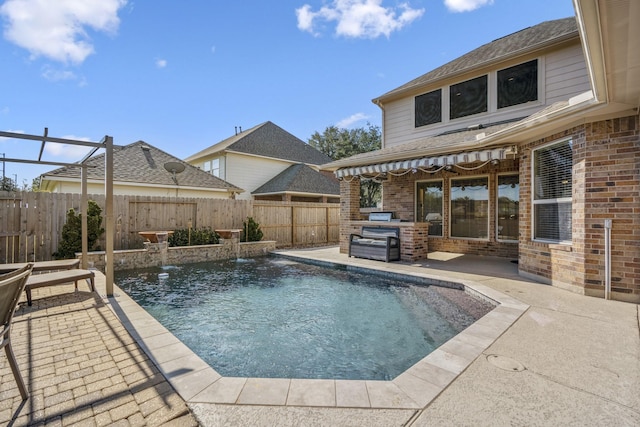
322,0,640,303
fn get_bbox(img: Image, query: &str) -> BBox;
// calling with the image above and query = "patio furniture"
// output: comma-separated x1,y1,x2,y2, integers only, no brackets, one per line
1,263,33,400
25,269,95,306
0,259,80,274
349,226,401,262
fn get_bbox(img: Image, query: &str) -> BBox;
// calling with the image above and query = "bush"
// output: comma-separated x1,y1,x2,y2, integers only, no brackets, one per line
53,200,105,259
241,217,263,242
168,227,220,247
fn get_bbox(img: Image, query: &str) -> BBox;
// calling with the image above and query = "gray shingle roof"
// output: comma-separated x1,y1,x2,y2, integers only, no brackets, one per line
42,140,243,192
184,121,333,165
321,119,521,170
375,17,578,102
252,163,340,196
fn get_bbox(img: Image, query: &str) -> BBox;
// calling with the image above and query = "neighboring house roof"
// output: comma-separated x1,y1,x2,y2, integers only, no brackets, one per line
252,163,340,196
184,121,333,165
375,17,578,103
41,140,243,193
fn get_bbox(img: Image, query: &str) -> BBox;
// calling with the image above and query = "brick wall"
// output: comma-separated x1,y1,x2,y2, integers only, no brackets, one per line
518,114,640,303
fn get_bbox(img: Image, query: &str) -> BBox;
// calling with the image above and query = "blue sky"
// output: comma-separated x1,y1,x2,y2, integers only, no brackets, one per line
0,0,575,186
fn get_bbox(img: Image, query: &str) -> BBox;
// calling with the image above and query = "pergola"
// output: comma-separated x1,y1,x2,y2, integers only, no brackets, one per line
0,129,115,296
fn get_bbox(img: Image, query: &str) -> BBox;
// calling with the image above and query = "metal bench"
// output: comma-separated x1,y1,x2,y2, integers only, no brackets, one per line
349,226,400,262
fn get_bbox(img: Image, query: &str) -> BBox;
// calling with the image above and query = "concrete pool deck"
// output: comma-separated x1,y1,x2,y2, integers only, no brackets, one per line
2,246,639,426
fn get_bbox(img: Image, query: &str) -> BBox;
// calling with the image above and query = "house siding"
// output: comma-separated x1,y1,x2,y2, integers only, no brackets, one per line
49,182,232,198
225,154,293,201
545,44,590,104
518,114,640,303
381,42,589,149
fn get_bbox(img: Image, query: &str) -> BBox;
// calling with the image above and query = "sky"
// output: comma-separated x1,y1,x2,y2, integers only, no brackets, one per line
0,0,576,187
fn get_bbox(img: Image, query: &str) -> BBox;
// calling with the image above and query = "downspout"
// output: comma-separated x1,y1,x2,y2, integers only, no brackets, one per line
604,219,612,300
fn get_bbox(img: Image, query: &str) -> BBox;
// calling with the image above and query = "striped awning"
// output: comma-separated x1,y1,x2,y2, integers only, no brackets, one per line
335,146,512,178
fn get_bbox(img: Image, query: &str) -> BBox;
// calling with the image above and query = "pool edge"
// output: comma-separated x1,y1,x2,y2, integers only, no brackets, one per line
100,254,529,410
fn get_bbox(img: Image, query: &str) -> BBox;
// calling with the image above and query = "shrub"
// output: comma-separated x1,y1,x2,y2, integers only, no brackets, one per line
53,200,105,259
241,217,263,242
169,227,220,247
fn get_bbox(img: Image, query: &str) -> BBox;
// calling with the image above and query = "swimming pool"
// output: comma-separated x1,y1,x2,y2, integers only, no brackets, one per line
116,256,492,380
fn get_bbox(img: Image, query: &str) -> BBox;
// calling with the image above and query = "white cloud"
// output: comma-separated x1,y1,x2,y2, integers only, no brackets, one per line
337,112,369,128
42,66,77,82
0,107,9,114
0,0,127,64
296,0,424,38
444,0,494,13
44,136,94,160
156,59,168,68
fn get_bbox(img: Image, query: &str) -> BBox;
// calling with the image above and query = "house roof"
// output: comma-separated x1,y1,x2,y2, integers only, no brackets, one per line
252,163,340,196
374,17,578,103
41,140,243,193
321,119,522,171
184,121,333,166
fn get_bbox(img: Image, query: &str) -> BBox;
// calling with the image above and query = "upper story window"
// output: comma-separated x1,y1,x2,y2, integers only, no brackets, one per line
498,59,538,109
203,158,220,177
532,139,572,243
415,89,442,128
450,75,487,120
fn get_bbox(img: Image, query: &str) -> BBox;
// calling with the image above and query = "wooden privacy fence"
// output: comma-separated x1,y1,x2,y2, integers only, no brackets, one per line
0,191,340,263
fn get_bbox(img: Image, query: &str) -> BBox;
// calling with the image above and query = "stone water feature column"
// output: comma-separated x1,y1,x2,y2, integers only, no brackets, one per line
215,229,242,258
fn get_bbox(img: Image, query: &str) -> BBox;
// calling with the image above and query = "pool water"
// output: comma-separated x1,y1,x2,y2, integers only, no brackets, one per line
116,257,483,380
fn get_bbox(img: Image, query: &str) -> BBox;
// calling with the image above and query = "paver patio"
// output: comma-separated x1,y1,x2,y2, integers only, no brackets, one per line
0,275,198,426
1,247,639,426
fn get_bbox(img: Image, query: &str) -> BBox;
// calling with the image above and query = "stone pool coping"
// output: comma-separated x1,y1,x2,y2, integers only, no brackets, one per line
102,255,529,410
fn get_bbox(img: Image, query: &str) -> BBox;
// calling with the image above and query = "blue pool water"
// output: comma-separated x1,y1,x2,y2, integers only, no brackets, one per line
116,257,483,380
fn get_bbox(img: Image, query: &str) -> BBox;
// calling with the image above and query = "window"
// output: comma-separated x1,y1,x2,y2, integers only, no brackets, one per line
533,139,572,242
415,89,442,127
210,158,220,177
450,177,488,239
497,175,519,241
450,75,487,120
416,180,443,236
498,59,538,108
203,158,221,177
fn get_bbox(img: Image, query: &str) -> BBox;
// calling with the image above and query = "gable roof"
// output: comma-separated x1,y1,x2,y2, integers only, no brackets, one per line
252,163,339,196
375,17,578,103
184,121,333,165
42,140,243,192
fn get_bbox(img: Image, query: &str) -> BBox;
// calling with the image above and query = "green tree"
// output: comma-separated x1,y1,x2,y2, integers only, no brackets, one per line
241,217,263,242
53,200,105,259
0,176,17,192
308,123,382,207
30,176,42,191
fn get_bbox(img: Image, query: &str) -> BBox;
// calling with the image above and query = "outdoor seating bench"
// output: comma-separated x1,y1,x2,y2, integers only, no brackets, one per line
25,269,95,306
349,226,400,262
0,259,80,274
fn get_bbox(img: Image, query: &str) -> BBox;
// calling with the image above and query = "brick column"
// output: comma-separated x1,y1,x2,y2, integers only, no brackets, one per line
339,177,361,253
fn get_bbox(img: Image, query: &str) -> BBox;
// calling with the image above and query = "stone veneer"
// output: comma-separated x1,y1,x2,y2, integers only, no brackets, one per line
78,238,276,272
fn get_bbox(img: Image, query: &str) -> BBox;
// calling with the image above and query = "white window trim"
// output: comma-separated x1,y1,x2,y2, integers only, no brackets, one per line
449,174,490,241
531,138,573,245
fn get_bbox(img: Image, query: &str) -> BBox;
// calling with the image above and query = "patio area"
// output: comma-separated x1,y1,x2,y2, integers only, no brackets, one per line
1,246,639,426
